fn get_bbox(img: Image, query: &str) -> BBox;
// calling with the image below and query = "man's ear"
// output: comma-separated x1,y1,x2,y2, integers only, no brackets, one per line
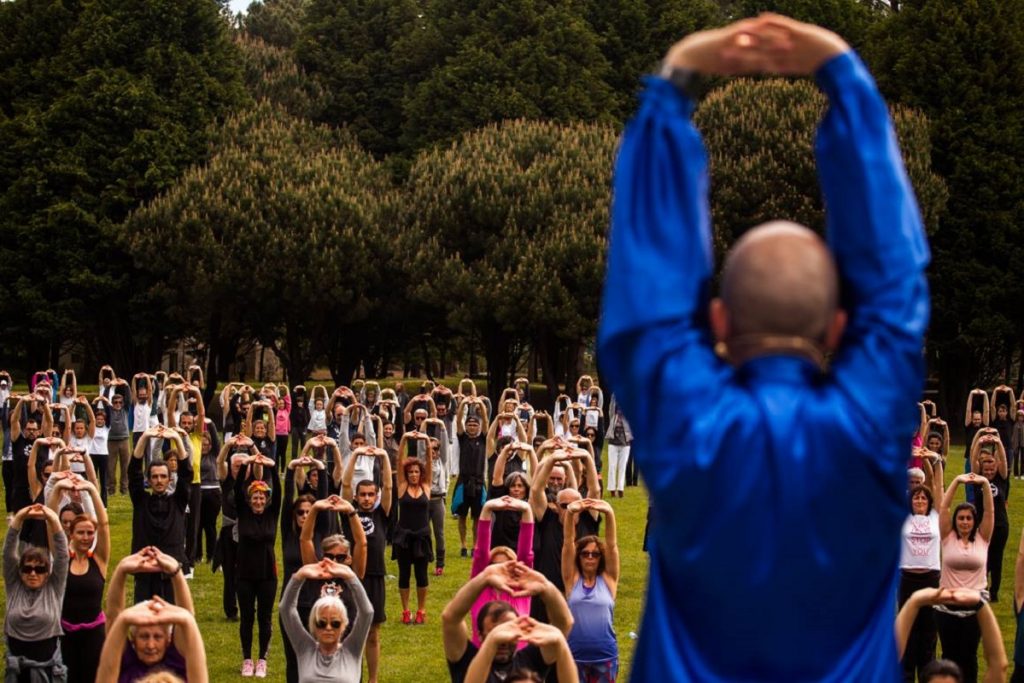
824,309,847,352
710,298,729,344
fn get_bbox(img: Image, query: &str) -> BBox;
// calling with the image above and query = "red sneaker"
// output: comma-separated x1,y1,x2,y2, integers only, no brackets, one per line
402,609,412,625
434,566,444,576
415,609,426,624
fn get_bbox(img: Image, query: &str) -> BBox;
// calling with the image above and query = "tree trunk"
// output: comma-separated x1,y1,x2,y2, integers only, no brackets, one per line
420,337,435,382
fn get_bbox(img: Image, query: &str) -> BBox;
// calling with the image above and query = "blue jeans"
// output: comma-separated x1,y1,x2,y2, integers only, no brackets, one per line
577,659,619,683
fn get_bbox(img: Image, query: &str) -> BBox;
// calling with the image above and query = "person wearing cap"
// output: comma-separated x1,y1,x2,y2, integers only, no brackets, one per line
454,412,487,557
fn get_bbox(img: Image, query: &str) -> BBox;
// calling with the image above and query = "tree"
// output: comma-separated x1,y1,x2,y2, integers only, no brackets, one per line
0,0,245,372
399,0,619,153
693,78,947,254
719,0,883,46
243,0,309,49
295,0,421,159
126,102,396,387
235,34,328,120
402,119,617,404
869,0,1024,411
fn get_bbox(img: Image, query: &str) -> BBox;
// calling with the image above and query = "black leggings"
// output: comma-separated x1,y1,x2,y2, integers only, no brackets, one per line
276,435,290,470
397,554,429,589
988,524,1010,601
237,577,277,659
1014,448,1024,478
62,623,105,683
198,488,221,562
937,609,981,683
898,569,939,682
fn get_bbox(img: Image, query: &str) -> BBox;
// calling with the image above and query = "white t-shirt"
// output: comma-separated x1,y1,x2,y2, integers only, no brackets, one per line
90,426,110,456
900,509,941,571
134,402,152,433
68,436,90,473
43,476,97,518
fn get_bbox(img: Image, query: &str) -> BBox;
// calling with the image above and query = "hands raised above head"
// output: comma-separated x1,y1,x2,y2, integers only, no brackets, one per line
662,13,849,77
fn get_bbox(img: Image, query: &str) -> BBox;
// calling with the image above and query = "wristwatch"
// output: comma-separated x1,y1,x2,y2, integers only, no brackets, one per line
660,63,700,99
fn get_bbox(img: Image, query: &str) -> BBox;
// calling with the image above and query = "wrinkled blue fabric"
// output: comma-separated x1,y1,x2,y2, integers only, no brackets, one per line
598,51,930,682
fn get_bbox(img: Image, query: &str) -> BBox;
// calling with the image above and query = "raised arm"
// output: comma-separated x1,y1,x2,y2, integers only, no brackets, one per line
939,474,967,539
491,442,513,487
976,474,995,543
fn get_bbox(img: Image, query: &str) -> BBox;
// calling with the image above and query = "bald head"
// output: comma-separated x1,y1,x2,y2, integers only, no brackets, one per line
720,221,839,340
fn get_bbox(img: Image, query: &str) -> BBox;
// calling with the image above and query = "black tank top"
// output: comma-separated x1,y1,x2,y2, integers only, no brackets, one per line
62,555,104,623
398,488,429,531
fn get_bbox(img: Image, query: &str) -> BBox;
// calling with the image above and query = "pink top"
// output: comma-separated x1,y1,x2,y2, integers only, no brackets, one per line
469,518,535,647
274,393,292,436
940,531,989,590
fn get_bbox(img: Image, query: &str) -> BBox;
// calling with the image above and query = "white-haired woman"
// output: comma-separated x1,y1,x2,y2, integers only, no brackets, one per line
280,559,373,683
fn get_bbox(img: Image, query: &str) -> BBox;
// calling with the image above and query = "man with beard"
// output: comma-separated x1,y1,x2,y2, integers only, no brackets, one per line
9,395,53,512
527,449,600,623
454,415,487,557
342,450,392,683
129,425,192,603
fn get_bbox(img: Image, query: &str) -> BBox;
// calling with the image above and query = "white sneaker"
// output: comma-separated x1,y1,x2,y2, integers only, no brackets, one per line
183,569,194,580
241,659,254,677
255,659,268,678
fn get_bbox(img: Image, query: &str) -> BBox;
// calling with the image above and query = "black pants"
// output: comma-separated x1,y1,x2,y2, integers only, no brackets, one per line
1012,663,1024,683
89,453,108,507
989,524,1010,601
184,485,202,570
276,435,290,471
898,569,940,682
134,571,176,605
237,577,277,659
1014,447,1024,478
625,450,639,486
198,488,221,562
281,600,314,683
62,623,105,683
219,524,239,619
937,609,981,683
290,431,306,463
2,459,13,513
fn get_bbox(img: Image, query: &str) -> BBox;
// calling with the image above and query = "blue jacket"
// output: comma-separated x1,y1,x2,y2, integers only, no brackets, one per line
597,51,930,681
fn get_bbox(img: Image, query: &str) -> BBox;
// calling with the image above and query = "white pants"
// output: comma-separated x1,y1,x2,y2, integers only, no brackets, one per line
607,444,631,492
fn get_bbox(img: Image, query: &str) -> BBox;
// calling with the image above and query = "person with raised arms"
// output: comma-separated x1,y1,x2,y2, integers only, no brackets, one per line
598,14,931,680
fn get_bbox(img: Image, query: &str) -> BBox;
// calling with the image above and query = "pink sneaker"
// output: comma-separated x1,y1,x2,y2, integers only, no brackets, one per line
255,659,268,678
241,659,254,677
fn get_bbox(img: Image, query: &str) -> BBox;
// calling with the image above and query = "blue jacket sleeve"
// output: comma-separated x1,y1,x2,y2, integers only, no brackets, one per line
815,52,931,445
597,77,727,462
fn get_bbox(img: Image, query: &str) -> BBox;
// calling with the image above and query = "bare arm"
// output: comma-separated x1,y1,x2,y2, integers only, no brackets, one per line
978,474,995,543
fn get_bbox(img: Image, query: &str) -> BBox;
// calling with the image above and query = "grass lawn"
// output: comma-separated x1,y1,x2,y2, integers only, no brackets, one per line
2,386,1022,680
0,465,650,681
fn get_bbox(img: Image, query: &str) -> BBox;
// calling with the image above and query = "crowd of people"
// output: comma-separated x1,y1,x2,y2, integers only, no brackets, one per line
4,363,1024,682
0,366,634,682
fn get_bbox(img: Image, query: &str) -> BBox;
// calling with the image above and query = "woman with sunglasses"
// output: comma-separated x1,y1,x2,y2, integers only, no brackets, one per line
280,559,373,683
280,451,329,683
4,503,68,682
562,498,620,683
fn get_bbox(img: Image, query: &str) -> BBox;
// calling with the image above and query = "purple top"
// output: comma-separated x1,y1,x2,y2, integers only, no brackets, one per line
119,642,187,683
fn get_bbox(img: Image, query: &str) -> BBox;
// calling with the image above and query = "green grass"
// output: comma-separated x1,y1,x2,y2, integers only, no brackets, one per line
0,463,649,681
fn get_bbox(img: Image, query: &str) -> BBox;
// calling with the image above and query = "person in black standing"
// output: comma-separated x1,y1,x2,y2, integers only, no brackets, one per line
9,395,53,513
129,425,191,604
343,453,392,683
972,434,1011,602
233,451,281,678
455,412,487,557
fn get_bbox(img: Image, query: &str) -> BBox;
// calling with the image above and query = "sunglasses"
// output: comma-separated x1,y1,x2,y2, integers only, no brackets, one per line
21,565,49,575
579,550,602,559
323,552,348,563
558,503,569,509
316,619,343,630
